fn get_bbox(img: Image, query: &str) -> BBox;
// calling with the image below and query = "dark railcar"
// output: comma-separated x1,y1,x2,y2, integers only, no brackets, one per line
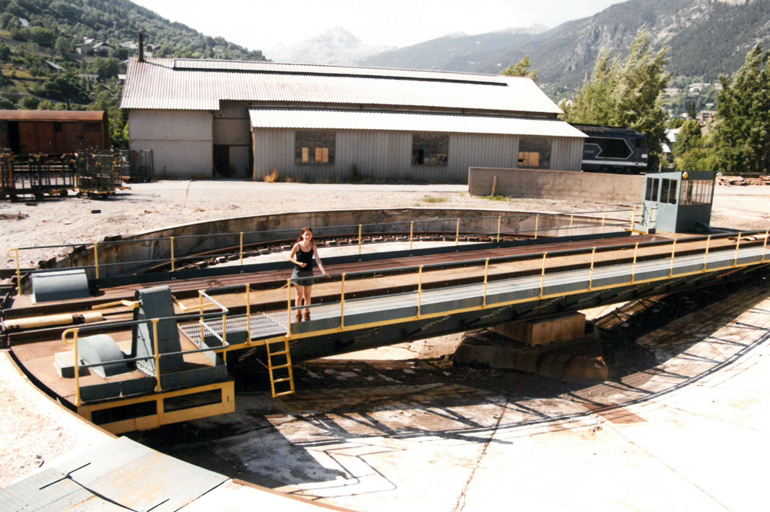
0,110,109,155
571,124,648,174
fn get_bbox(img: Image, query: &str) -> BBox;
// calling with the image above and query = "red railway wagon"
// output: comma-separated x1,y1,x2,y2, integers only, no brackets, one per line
0,110,109,155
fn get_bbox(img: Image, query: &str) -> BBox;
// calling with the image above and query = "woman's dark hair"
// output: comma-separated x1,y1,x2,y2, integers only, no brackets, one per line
296,226,314,244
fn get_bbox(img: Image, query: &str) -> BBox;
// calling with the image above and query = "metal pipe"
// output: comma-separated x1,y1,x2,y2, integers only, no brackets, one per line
601,209,606,234
221,314,227,363
734,233,742,266
631,243,639,283
409,221,414,251
629,204,637,231
94,243,99,279
152,318,162,392
239,232,244,266
496,216,502,243
483,258,489,307
358,224,363,256
588,247,596,290
170,236,175,272
669,240,677,278
704,235,712,270
417,265,423,316
62,328,81,406
569,213,574,236
764,229,769,262
534,214,539,240
286,278,292,334
455,218,460,246
539,252,547,298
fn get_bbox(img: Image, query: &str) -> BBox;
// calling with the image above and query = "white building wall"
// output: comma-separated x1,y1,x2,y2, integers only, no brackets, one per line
129,110,213,179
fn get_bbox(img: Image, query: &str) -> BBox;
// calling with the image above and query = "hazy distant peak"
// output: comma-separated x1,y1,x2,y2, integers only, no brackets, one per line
494,24,551,35
309,26,361,44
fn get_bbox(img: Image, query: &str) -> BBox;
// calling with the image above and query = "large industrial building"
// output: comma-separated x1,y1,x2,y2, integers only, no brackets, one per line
121,58,586,182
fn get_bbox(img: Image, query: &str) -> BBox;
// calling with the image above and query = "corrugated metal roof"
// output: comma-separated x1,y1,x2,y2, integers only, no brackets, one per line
173,58,510,85
0,110,106,122
249,109,587,138
121,58,563,116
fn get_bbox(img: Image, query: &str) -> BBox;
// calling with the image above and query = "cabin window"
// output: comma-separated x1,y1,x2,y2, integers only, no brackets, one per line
295,131,335,165
412,133,448,166
518,137,551,169
660,179,678,204
645,177,659,202
680,179,713,205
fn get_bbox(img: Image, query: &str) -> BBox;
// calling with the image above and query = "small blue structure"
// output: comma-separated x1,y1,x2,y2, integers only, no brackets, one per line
641,171,716,233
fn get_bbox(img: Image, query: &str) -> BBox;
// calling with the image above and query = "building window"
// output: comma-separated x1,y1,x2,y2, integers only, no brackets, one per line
295,131,335,165
412,133,448,166
518,137,551,169
53,122,63,133
680,179,713,205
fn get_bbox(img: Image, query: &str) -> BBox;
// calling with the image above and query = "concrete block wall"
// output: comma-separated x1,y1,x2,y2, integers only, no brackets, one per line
469,167,646,204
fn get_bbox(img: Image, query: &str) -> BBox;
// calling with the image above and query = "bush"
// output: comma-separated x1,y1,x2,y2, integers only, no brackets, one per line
264,169,280,183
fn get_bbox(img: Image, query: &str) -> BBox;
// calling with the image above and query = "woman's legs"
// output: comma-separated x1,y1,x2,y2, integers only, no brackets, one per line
302,285,312,316
294,285,305,320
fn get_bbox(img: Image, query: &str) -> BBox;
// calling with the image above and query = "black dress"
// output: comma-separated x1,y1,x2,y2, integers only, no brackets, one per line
291,244,315,286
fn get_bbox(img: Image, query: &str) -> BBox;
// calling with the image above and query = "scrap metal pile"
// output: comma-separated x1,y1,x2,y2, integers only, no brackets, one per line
0,150,153,201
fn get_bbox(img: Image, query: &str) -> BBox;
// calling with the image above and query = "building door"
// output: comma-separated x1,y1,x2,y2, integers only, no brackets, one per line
7,122,20,153
213,145,229,176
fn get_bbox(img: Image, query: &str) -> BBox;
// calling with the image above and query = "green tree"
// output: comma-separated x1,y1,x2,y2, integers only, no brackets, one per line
713,45,770,174
563,31,670,171
89,57,121,79
674,119,702,159
501,55,538,82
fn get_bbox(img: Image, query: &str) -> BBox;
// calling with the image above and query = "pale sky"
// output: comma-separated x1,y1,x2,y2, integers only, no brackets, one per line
131,0,628,53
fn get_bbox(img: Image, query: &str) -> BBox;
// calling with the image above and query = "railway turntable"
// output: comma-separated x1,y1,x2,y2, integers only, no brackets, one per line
2,212,769,436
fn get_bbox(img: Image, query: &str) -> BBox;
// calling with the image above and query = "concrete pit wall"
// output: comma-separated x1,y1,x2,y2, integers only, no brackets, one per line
469,167,646,204
47,208,625,280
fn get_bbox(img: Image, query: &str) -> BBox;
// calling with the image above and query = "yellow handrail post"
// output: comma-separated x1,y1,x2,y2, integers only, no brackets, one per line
569,212,574,236
340,273,346,329
7,248,20,297
409,221,414,251
63,328,81,406
534,214,539,240
245,283,252,344
630,243,640,283
589,247,596,290
601,209,606,234
734,233,742,266
239,232,244,266
170,236,176,272
417,265,423,317
93,242,99,279
704,235,712,271
483,258,489,307
455,218,460,246
763,229,769,262
286,278,292,334
152,318,162,392
539,252,547,298
358,224,363,256
496,216,502,243
669,240,677,278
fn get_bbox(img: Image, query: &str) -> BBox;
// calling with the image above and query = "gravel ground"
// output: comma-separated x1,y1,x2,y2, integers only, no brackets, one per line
1,180,768,270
